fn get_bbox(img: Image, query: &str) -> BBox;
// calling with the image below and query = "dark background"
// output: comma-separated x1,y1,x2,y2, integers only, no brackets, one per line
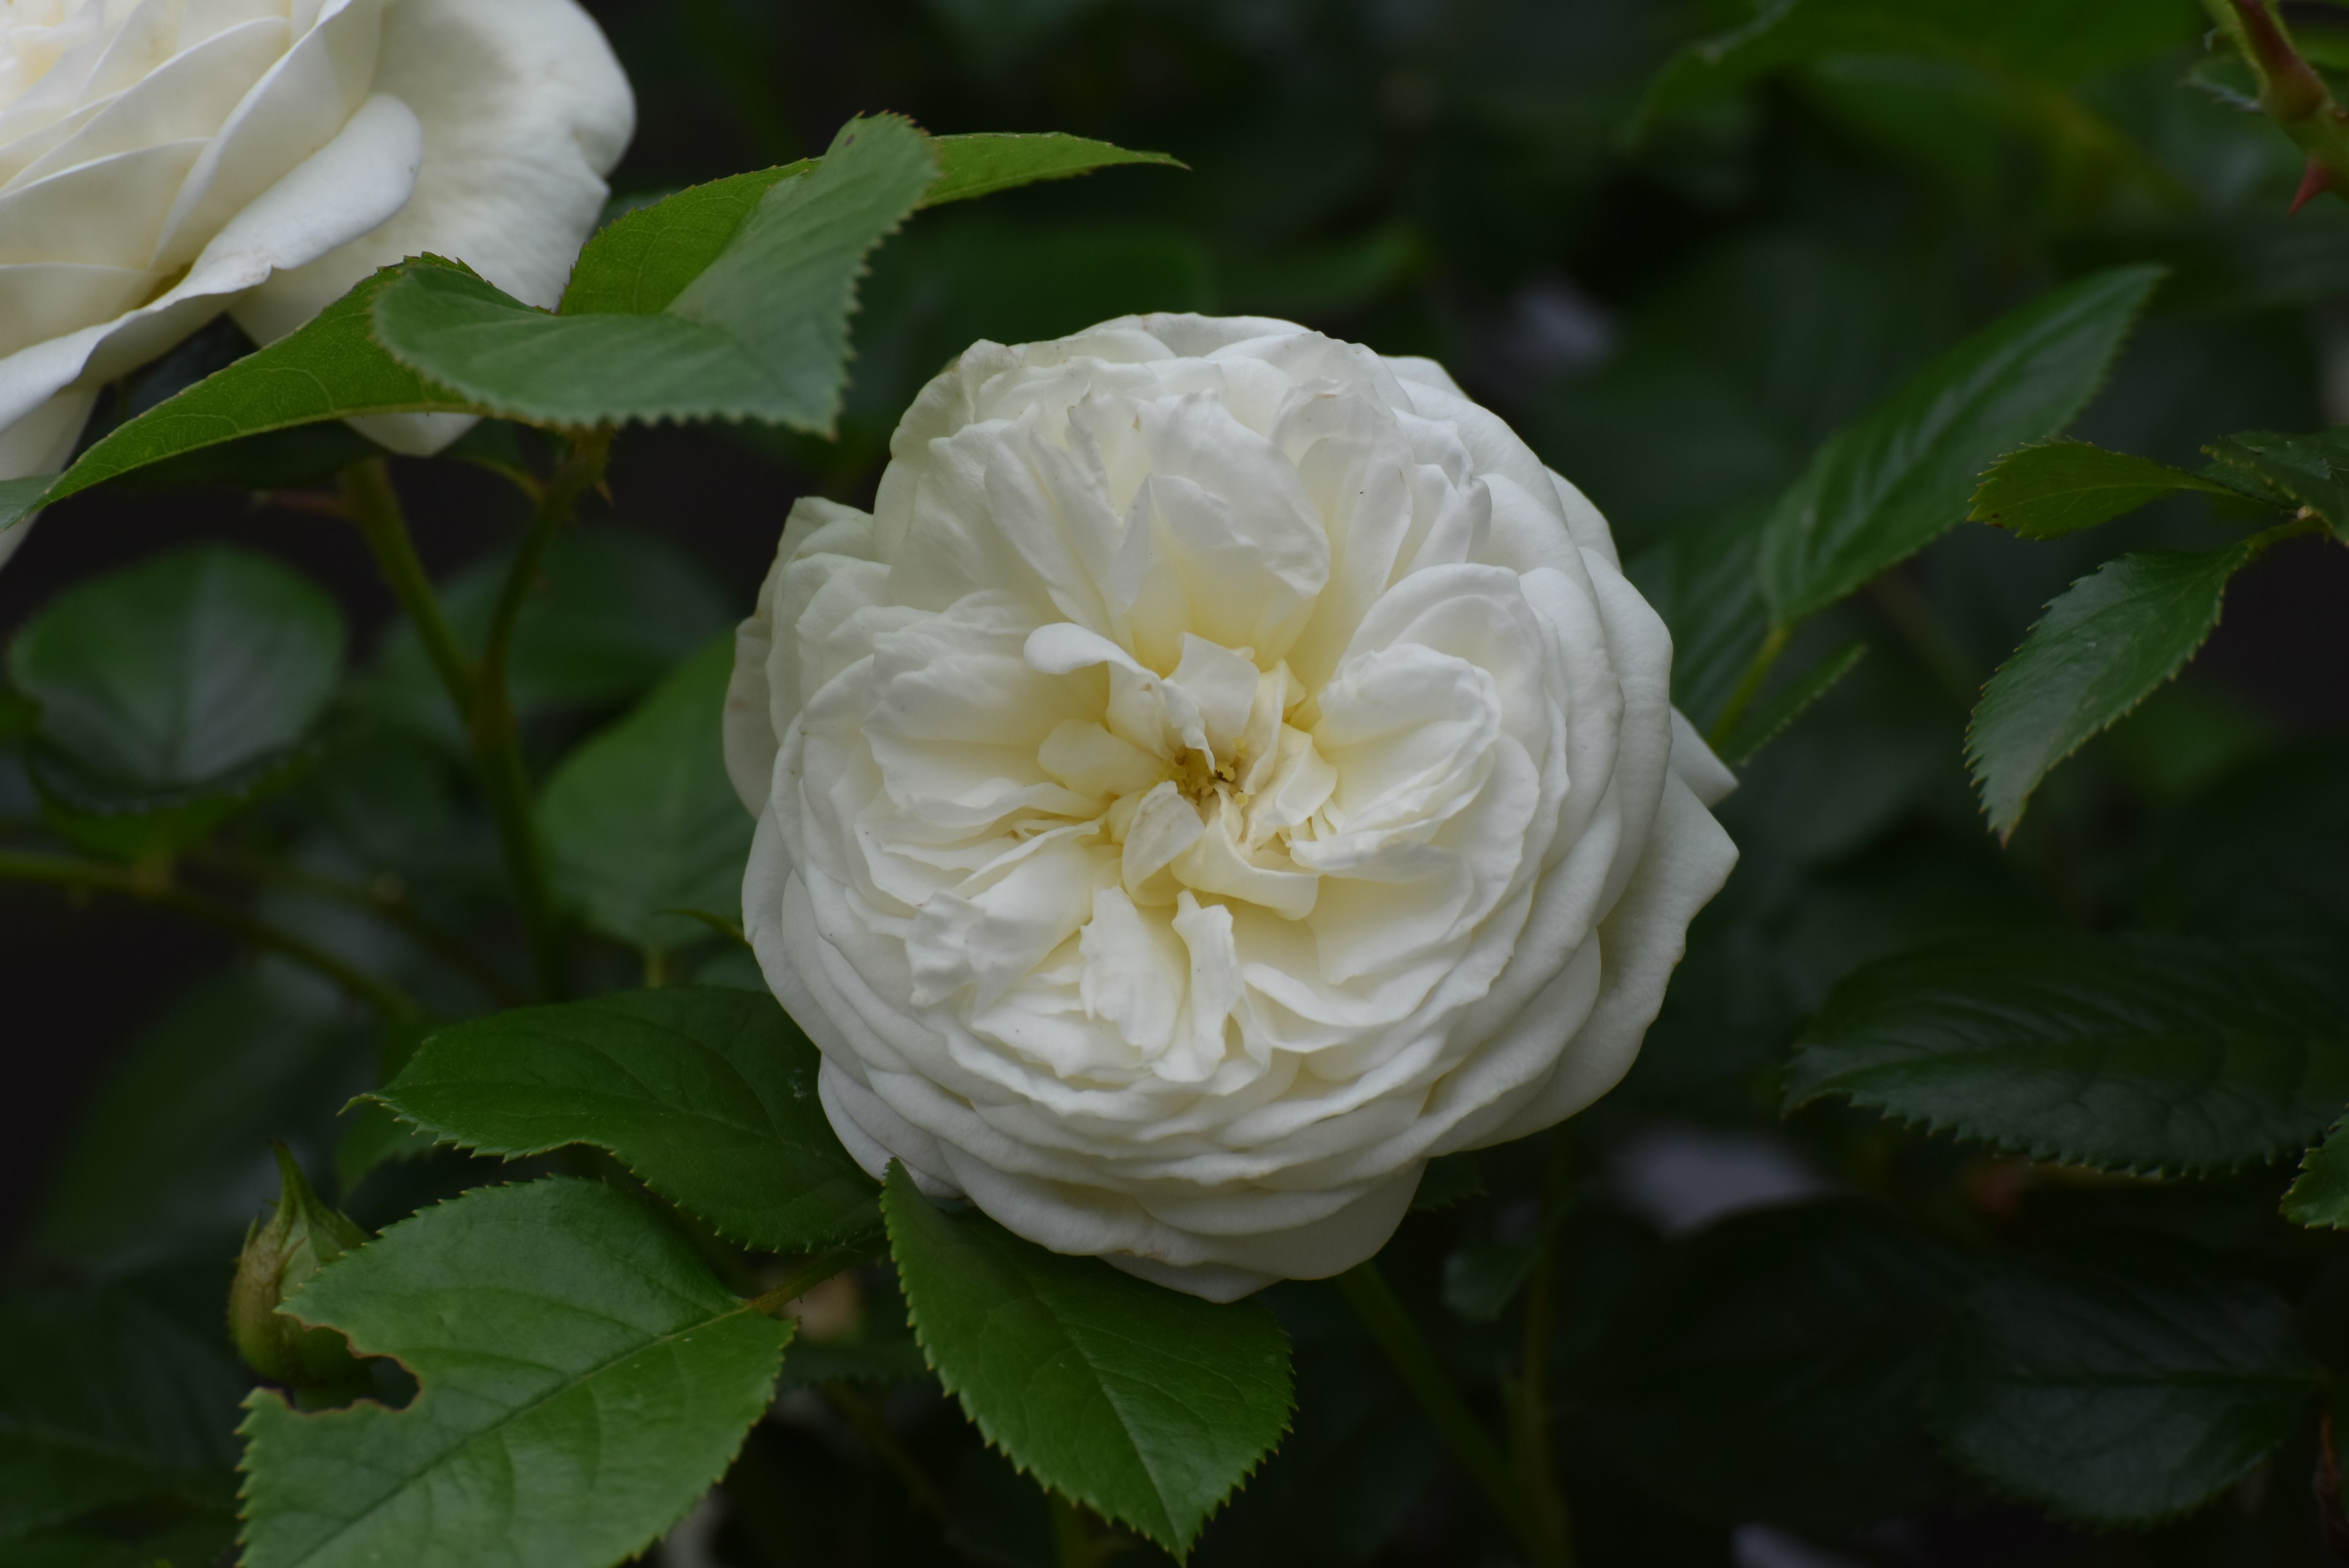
6,0,2347,1257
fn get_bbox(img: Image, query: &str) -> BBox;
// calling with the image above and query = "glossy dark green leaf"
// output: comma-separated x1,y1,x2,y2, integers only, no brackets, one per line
2203,427,2349,530
373,988,878,1251
1586,1200,1975,1526
1718,641,1866,767
883,1165,1293,1556
1969,546,2252,838
374,116,938,434
239,1178,792,1568
1931,1239,2319,1526
1786,934,2349,1174
31,976,363,1263
2282,1115,2349,1228
41,261,475,505
1756,266,2163,625
1968,439,2245,540
0,1290,245,1537
543,637,750,955
8,544,345,855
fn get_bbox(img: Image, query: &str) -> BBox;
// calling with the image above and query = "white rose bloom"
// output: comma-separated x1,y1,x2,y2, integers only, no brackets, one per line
0,0,634,568
728,314,1740,1301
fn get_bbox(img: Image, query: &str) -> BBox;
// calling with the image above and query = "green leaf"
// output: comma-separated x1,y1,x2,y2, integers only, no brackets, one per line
2203,428,2349,530
2282,1115,2349,1227
563,163,813,317
239,1178,792,1568
8,544,346,856
1930,1239,2320,1526
1785,934,2349,1175
1717,641,1866,768
924,132,1181,206
0,1290,245,1537
372,988,878,1252
1969,545,2252,838
882,1165,1293,1556
43,261,475,505
1634,0,2203,133
560,133,1177,319
543,636,751,955
0,473,54,535
373,116,940,434
1755,266,2164,626
1968,439,2246,540
1627,508,1771,732
31,976,363,1264
1587,1201,1975,1526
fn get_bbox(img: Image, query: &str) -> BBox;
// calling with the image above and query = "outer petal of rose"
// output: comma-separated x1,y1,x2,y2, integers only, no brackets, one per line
0,83,421,567
234,0,633,455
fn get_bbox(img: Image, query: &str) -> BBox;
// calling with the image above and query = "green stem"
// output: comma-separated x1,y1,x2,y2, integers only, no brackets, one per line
2208,0,2349,204
1337,1260,1570,1567
1510,1132,1576,1558
1048,1492,1096,1568
1707,623,1791,752
342,459,477,715
744,1238,885,1318
190,846,523,1007
824,1381,954,1525
472,430,612,999
0,850,418,1017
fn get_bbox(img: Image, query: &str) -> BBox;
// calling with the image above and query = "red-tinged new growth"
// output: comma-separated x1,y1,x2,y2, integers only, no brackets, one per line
2219,0,2349,212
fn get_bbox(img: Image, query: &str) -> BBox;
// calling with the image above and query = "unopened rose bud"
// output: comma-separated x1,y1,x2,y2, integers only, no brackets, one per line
229,1145,371,1395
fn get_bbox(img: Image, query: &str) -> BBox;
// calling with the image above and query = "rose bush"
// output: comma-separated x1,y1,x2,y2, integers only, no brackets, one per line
727,313,1740,1299
0,0,634,567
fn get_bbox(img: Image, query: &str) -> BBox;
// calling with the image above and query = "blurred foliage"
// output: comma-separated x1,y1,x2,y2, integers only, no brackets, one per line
5,0,2349,1564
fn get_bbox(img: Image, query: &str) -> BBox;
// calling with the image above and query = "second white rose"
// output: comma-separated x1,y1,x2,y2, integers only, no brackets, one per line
729,314,1740,1301
0,0,635,567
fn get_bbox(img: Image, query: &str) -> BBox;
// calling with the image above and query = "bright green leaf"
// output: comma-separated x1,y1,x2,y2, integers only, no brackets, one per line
1587,1201,1975,1526
883,1164,1293,1556
375,116,939,434
543,637,751,955
1756,266,2163,626
8,544,345,856
1931,1239,2320,1526
44,261,476,505
2282,1115,2349,1227
0,1290,244,1537
2203,428,2349,530
1718,641,1867,767
560,132,1176,319
373,988,878,1252
563,163,813,316
239,1178,792,1568
1968,439,2246,540
1969,545,2251,838
1785,934,2349,1174
924,132,1181,206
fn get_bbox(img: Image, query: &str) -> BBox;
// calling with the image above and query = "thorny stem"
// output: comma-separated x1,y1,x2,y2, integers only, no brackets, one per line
0,850,418,1017
1337,1259,1572,1567
2206,0,2349,209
